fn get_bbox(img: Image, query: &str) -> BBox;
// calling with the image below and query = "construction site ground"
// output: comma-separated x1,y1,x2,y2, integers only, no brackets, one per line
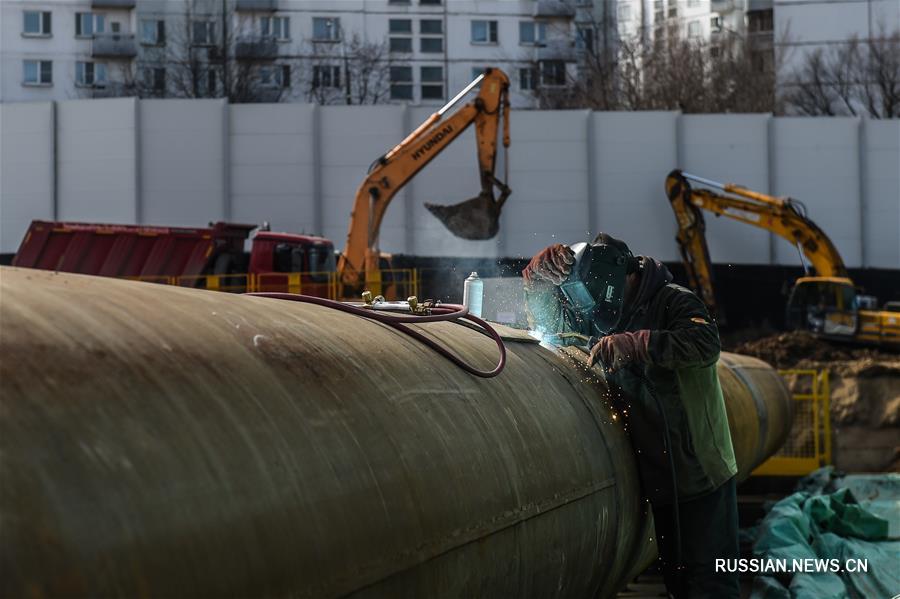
731,332,900,473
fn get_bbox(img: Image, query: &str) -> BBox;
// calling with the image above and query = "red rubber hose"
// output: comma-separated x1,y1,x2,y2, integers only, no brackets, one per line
245,292,507,378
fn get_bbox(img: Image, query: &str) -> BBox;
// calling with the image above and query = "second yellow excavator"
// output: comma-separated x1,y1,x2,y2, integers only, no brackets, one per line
665,170,899,347
337,68,511,294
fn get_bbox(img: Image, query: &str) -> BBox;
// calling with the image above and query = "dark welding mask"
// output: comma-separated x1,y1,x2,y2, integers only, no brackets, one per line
559,238,636,334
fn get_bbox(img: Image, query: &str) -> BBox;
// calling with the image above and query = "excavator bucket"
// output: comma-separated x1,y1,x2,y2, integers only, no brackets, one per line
425,191,504,240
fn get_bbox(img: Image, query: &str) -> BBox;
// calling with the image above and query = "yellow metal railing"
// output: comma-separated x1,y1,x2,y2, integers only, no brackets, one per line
752,369,831,476
125,269,419,302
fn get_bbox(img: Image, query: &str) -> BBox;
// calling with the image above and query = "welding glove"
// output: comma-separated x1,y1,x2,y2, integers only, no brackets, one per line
522,244,575,287
588,330,650,372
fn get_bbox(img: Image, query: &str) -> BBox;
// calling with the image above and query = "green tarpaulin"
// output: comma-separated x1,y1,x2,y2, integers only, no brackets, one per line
750,467,899,599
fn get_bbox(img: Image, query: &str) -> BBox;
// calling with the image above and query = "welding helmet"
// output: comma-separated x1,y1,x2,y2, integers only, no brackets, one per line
559,234,639,334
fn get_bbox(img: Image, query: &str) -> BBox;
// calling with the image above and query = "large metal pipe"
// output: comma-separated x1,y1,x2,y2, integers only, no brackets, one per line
0,267,792,598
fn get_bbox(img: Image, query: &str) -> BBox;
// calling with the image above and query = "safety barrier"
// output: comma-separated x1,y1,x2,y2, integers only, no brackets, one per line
752,369,831,476
124,269,419,302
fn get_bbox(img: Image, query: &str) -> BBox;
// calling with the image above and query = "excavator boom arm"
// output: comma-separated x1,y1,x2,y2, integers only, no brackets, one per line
665,170,849,319
338,69,510,280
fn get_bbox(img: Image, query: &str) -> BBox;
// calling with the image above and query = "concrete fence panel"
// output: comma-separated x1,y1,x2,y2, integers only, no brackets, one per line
590,111,680,261
56,97,137,224
861,119,900,269
139,99,227,227
771,117,862,268
678,114,772,265
0,102,54,252
319,104,405,253
229,103,317,237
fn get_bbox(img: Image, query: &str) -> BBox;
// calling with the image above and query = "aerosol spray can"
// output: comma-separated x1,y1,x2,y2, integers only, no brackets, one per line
463,271,484,318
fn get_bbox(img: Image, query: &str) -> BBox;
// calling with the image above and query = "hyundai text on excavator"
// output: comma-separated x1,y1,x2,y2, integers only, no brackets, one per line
337,67,511,294
665,170,899,348
12,69,512,300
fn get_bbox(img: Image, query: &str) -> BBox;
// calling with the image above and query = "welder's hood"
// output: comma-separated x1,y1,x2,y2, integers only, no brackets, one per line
559,236,635,335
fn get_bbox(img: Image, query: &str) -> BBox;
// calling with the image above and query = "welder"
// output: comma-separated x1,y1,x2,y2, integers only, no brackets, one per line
522,234,739,599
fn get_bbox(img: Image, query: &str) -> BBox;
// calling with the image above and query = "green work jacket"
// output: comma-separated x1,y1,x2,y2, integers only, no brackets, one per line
525,258,737,505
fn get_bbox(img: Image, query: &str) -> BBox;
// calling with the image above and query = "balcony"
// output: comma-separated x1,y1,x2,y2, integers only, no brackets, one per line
533,1,576,18
235,37,279,59
91,82,134,98
236,0,277,10
92,33,137,58
537,40,577,62
91,0,136,8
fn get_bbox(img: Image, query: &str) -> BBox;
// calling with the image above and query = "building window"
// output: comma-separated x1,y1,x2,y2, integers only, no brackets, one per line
420,20,443,52
76,13,105,37
540,60,566,87
519,21,545,45
23,11,52,36
420,37,442,52
389,19,412,53
471,20,498,44
390,66,413,100
141,19,165,45
576,26,594,51
23,60,52,85
618,4,631,22
654,0,664,23
688,20,701,37
261,64,290,88
192,20,215,45
748,10,773,33
420,0,441,4
669,4,678,18
710,15,723,32
206,68,217,96
390,19,412,34
390,37,413,53
312,17,340,41
688,0,700,7
471,67,487,81
421,66,443,100
76,61,107,87
261,16,290,40
313,65,341,88
143,67,166,93
388,0,411,3
519,67,536,91
420,19,442,34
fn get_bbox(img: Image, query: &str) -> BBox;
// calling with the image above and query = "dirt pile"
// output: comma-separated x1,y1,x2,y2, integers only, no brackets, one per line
733,331,898,369
732,332,899,472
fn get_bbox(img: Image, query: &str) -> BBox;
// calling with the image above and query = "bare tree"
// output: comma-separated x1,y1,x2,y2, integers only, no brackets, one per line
304,34,392,105
527,20,778,114
127,0,298,103
781,26,900,118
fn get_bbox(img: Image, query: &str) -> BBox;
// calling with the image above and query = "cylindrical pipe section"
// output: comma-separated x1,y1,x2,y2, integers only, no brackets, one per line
0,268,792,598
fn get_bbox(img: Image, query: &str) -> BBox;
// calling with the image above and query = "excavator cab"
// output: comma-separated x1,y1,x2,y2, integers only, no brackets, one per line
786,277,859,339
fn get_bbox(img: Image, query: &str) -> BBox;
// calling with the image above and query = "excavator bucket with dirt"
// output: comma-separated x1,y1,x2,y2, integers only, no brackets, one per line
425,180,511,240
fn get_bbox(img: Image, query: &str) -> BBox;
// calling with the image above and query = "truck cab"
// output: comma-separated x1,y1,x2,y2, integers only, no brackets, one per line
249,231,336,296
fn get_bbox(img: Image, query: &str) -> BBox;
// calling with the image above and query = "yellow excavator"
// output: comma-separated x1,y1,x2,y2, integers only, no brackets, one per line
665,170,899,347
337,68,511,294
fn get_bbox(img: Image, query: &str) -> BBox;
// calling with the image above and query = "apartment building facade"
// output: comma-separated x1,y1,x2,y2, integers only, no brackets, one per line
1,0,770,106
775,0,898,73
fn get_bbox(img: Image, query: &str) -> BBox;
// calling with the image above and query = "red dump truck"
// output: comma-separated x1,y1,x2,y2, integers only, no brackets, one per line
12,220,336,296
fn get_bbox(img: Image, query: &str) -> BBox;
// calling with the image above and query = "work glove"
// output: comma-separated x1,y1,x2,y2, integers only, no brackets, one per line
588,330,651,372
522,244,575,287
